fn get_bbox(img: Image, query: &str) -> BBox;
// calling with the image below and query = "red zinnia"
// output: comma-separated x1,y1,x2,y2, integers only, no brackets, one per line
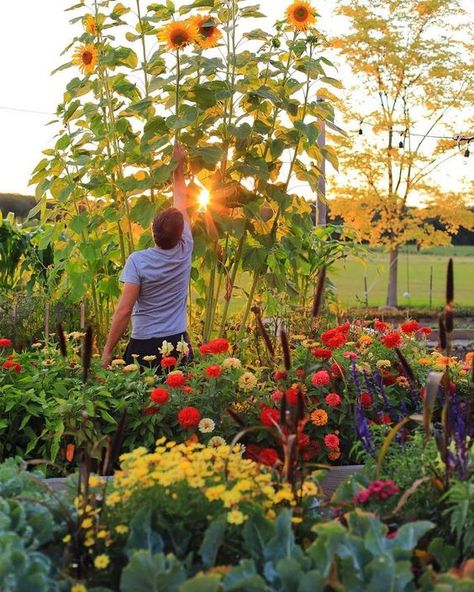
311,348,332,359
274,370,287,381
286,387,299,405
298,433,310,448
166,372,186,388
143,407,158,416
325,392,342,407
374,319,387,333
271,390,285,402
260,406,279,427
382,332,402,348
150,387,170,404
324,433,340,449
181,385,194,395
323,332,347,349
2,360,21,373
178,406,201,428
311,370,331,387
359,392,372,408
161,356,177,368
205,364,222,378
0,338,12,347
400,320,420,334
381,369,398,385
199,338,229,355
420,327,432,337
258,448,279,466
330,362,344,379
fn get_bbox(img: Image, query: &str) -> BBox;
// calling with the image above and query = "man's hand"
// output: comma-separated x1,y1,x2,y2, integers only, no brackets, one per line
102,350,113,369
173,141,187,166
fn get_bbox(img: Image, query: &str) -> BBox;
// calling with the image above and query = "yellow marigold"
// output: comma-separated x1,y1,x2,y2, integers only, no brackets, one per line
190,15,222,48
72,43,98,75
158,20,199,50
286,1,316,30
71,585,87,592
328,449,341,461
62,534,72,543
238,371,258,392
291,516,303,524
84,14,98,35
222,357,241,370
97,530,108,539
84,536,95,547
310,409,328,426
89,475,105,488
115,525,129,535
227,510,246,525
94,554,110,569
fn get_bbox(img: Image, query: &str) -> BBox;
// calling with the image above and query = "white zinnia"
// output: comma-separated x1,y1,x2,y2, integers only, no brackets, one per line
198,418,215,433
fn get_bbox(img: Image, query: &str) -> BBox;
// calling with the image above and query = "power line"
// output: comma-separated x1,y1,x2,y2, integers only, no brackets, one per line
0,106,53,116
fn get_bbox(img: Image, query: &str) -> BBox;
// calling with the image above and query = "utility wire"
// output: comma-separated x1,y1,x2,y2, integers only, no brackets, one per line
0,106,54,116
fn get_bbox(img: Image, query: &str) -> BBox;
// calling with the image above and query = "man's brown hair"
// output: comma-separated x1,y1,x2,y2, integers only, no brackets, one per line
152,208,184,249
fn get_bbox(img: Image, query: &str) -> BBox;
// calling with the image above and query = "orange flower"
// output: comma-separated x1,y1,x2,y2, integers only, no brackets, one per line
286,1,316,31
158,20,199,50
191,15,222,48
84,14,98,36
72,43,98,75
328,449,341,461
310,409,328,427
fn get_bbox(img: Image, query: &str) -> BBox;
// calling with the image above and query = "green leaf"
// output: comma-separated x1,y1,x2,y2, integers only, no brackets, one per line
130,196,158,228
179,575,221,592
198,515,227,568
120,551,186,592
222,560,265,591
125,507,164,558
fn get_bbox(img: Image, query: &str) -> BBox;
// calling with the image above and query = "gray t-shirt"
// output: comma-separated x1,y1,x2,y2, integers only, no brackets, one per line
119,222,193,339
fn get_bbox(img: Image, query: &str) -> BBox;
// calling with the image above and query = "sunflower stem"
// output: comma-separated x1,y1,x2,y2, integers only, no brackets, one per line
175,49,181,141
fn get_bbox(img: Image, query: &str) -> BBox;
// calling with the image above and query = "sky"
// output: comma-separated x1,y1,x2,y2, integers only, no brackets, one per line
0,0,472,200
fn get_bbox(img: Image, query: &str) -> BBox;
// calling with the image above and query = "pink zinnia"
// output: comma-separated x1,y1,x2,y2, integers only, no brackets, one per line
325,392,341,407
324,433,340,449
311,370,331,387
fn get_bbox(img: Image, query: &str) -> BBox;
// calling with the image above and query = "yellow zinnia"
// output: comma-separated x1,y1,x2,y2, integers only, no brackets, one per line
158,20,199,50
191,15,222,48
72,43,98,75
310,408,328,426
286,1,316,30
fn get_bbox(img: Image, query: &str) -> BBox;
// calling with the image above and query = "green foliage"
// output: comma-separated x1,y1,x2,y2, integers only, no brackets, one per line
442,480,474,558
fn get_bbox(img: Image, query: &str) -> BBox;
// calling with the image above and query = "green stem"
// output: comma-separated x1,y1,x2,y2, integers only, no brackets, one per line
175,49,181,139
237,272,259,341
218,224,247,335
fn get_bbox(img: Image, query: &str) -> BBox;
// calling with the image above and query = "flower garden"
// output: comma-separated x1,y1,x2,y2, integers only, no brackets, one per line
1,1,474,591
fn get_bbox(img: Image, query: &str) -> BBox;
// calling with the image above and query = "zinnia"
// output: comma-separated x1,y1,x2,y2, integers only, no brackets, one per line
382,332,402,348
400,320,420,334
310,409,328,426
359,392,372,408
150,387,170,404
205,364,222,378
286,386,299,405
238,371,257,391
199,338,229,355
311,370,331,387
178,406,201,428
325,392,341,407
374,319,387,332
2,360,21,373
311,348,332,359
0,338,12,347
166,371,186,388
324,433,340,449
260,407,279,427
161,356,177,368
274,370,287,381
258,448,279,466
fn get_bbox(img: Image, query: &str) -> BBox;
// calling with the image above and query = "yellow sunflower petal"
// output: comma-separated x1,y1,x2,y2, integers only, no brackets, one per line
72,43,98,75
190,15,222,49
286,1,316,31
158,21,199,50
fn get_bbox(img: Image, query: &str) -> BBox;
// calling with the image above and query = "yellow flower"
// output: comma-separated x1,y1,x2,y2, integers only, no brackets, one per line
222,357,241,370
158,340,174,356
208,436,226,448
134,170,147,181
143,355,157,362
97,530,108,539
84,14,98,35
301,481,318,497
81,518,93,529
310,409,328,426
62,534,72,543
144,375,156,385
190,15,222,48
111,358,125,367
122,364,138,373
94,554,110,569
286,1,316,30
72,43,98,75
71,585,88,592
158,21,199,51
359,335,372,347
89,475,105,488
418,357,431,366
115,525,129,535
238,371,258,392
227,510,246,525
84,536,95,547
198,418,215,433
291,516,303,524
376,359,391,369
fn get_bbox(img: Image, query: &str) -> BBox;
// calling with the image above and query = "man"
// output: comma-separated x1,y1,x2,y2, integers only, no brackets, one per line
101,143,193,368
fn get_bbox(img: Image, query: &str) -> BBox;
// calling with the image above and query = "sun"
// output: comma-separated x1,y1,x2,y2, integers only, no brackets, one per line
72,43,98,75
198,188,211,211
286,1,316,31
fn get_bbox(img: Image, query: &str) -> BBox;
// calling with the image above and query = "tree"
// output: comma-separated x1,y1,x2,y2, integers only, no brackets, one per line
328,0,474,306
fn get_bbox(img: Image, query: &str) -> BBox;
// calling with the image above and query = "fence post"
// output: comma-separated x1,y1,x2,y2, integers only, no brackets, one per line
429,266,433,309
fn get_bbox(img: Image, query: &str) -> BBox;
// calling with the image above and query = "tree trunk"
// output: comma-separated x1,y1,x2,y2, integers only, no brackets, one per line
386,247,398,307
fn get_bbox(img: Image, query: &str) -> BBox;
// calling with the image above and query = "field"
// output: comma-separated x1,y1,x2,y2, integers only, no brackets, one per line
332,246,474,307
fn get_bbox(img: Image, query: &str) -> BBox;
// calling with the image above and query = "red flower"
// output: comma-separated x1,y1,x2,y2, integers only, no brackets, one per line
286,387,299,405
359,392,372,408
324,433,340,449
258,448,279,466
274,370,287,381
244,444,261,462
330,363,345,379
178,406,201,428
2,360,21,373
311,348,332,359
323,332,347,349
302,440,321,461
420,327,432,337
181,385,194,395
150,387,170,404
325,392,341,407
205,364,222,378
311,370,331,387
381,369,398,385
199,338,229,355
295,368,305,378
298,433,310,448
260,407,279,427
374,319,388,332
377,414,392,425
400,320,420,334
271,390,285,402
0,338,12,348
161,356,177,368
143,407,158,416
420,387,426,399
166,372,186,388
382,332,402,348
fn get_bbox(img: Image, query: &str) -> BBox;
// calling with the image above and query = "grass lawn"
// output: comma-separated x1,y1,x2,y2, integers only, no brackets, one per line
332,246,474,307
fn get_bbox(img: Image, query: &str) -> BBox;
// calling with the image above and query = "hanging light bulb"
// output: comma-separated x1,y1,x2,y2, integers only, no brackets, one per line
358,120,363,135
398,140,404,149
464,146,470,158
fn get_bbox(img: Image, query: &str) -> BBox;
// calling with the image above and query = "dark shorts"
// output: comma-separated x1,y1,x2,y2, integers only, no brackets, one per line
124,332,194,371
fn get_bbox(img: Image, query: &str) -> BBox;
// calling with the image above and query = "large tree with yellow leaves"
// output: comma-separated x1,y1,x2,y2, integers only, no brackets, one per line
329,0,474,307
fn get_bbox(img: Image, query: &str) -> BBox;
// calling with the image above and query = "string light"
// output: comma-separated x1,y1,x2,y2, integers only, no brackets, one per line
358,120,364,135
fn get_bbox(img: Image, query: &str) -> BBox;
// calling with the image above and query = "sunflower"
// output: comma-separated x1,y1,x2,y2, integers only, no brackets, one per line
286,1,316,30
190,15,222,49
83,14,98,36
72,43,98,75
158,20,199,51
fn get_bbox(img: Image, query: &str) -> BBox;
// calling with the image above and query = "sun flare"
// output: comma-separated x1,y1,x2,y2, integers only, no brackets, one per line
198,188,210,211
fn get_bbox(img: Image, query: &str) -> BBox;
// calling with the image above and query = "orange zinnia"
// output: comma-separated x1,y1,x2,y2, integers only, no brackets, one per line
191,15,222,48
310,409,328,427
286,1,316,30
